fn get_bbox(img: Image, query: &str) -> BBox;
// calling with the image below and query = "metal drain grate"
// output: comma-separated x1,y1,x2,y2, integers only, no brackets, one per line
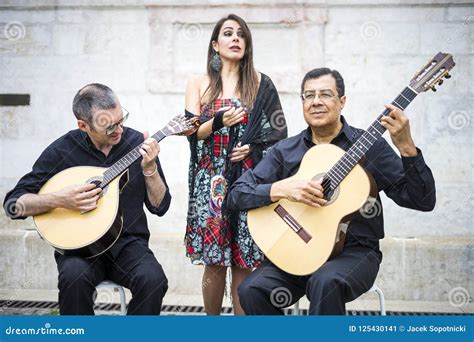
0,300,122,312
0,300,469,316
1,300,57,309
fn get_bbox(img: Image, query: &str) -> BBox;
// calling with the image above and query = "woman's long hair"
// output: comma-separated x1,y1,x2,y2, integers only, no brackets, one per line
203,14,259,109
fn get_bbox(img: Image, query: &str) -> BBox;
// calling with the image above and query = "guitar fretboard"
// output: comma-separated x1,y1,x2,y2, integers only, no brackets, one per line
323,86,419,192
100,129,168,188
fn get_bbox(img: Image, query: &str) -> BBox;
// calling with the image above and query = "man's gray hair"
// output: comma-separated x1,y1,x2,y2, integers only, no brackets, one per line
72,83,118,123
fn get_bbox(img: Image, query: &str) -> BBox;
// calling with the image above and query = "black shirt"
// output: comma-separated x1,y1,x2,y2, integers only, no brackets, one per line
227,115,436,252
3,127,171,258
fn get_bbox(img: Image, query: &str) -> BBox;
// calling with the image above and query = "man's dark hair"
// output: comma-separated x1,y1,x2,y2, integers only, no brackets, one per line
300,68,345,97
72,83,118,123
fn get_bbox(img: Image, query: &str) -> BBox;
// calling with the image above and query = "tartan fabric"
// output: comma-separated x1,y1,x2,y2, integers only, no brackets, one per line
213,134,229,158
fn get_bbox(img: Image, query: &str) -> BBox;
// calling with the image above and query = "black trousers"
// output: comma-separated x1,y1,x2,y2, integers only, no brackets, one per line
238,245,381,315
55,239,168,315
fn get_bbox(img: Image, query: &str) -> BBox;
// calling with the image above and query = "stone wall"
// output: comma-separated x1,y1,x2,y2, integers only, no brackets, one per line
0,0,472,305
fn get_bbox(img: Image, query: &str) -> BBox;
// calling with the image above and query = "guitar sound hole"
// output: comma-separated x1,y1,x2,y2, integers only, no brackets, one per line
90,180,101,188
86,176,108,197
324,187,339,204
313,173,339,205
325,188,334,201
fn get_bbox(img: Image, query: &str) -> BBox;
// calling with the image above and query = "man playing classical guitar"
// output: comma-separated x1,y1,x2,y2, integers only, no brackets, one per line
227,68,436,315
3,83,170,315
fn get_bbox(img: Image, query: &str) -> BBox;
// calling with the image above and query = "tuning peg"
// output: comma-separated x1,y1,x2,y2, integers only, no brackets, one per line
438,79,444,86
431,86,437,92
445,73,451,79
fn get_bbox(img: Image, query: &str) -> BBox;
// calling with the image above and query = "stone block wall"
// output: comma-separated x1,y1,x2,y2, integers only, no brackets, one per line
0,0,472,305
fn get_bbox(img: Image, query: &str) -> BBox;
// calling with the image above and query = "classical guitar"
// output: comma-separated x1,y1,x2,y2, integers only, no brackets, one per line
248,52,455,275
34,115,196,258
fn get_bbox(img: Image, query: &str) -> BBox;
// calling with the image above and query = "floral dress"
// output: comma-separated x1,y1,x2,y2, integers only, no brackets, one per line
185,99,264,268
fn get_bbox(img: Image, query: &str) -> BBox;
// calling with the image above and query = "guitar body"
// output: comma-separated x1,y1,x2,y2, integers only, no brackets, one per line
29,114,197,258
248,144,375,276
33,166,128,259
248,52,455,275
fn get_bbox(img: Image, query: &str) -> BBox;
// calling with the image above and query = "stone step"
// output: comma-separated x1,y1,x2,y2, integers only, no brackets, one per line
0,228,472,306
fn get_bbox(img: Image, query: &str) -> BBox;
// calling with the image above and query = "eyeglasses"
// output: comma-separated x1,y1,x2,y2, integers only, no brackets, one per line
105,108,129,136
300,90,338,103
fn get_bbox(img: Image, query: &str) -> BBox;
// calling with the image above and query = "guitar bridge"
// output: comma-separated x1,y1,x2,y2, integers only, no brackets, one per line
274,205,312,243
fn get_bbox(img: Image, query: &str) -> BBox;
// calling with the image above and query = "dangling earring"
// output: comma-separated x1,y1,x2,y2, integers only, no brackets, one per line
211,52,222,72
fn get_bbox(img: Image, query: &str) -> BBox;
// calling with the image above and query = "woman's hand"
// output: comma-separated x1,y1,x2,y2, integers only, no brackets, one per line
230,143,251,163
222,106,246,127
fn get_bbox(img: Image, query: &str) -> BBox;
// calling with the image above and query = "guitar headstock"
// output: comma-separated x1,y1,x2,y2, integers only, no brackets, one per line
409,52,455,93
162,114,200,137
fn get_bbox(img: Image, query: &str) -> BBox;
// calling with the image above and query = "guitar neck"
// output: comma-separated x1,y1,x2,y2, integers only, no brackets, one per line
100,130,167,188
325,86,419,190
